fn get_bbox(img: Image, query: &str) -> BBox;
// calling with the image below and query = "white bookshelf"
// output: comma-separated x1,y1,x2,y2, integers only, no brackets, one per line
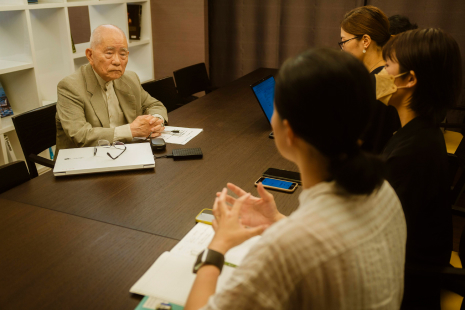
0,0,154,167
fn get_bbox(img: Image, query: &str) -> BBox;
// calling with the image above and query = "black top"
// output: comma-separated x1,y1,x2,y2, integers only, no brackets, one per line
361,66,401,154
383,117,452,266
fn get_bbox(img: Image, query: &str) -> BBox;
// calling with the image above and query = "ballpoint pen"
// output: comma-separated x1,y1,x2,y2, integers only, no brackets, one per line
145,131,153,140
162,130,180,134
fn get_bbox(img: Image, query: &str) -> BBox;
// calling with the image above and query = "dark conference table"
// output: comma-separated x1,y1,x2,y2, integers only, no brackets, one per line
0,68,301,309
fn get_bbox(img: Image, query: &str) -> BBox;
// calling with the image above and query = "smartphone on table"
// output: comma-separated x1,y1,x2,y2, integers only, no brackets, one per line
195,208,214,225
263,168,301,185
255,177,298,193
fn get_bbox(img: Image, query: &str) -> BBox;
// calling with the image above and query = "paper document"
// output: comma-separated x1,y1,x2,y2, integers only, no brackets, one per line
159,126,203,145
130,223,260,306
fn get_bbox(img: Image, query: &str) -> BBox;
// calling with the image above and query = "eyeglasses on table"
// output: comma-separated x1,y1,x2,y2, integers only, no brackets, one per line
94,140,127,160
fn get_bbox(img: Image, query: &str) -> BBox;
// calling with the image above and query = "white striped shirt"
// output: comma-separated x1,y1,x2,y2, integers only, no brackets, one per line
203,180,406,310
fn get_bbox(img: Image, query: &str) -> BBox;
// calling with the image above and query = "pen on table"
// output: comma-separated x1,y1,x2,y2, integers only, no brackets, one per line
145,131,153,140
162,130,180,134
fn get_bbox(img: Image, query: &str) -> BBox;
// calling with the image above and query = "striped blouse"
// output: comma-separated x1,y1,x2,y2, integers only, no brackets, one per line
203,180,407,310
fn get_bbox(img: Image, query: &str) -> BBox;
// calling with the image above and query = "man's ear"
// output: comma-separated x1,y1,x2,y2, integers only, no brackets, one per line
85,49,94,65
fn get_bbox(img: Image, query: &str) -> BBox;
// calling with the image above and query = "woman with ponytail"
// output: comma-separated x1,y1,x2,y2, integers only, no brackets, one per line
185,48,406,310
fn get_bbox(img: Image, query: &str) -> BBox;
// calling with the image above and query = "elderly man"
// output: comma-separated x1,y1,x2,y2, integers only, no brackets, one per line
56,24,167,154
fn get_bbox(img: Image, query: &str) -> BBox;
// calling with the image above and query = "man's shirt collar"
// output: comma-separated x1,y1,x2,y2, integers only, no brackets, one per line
92,68,113,91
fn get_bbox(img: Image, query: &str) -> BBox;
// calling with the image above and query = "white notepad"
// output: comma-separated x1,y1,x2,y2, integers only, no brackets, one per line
53,142,155,176
130,223,260,306
159,126,203,145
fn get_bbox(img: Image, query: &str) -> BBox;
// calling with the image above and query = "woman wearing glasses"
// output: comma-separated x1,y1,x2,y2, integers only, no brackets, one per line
380,28,462,309
340,5,401,154
185,48,406,310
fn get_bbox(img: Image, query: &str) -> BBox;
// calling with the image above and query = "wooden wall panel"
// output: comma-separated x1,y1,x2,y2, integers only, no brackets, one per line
151,0,208,80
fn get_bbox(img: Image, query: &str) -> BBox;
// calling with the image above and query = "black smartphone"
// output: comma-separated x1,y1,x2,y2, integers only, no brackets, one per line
255,177,298,193
151,138,166,151
263,168,301,185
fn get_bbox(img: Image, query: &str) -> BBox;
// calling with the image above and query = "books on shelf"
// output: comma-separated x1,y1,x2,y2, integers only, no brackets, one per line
130,223,261,307
71,35,76,54
127,4,142,40
4,134,17,162
0,82,13,118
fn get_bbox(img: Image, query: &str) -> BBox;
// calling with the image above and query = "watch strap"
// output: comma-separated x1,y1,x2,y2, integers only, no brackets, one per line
193,249,225,274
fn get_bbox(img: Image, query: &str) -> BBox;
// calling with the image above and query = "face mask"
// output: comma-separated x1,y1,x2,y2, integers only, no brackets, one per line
375,68,409,105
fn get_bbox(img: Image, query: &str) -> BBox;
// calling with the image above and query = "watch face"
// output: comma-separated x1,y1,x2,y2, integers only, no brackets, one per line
193,250,207,273
194,262,203,272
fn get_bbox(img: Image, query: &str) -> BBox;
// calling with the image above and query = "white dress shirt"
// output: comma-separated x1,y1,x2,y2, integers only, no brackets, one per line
93,69,164,142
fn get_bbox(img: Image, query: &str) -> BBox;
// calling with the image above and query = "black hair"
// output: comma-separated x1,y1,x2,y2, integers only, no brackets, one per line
383,28,462,122
275,48,385,195
388,15,418,35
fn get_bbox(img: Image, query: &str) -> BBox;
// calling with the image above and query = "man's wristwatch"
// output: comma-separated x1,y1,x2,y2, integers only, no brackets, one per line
193,249,225,274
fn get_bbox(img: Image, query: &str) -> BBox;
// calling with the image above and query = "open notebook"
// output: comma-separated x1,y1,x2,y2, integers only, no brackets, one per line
130,223,260,307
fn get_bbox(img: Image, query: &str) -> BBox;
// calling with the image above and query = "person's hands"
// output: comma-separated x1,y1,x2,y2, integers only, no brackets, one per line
216,182,285,228
208,188,268,255
129,115,164,138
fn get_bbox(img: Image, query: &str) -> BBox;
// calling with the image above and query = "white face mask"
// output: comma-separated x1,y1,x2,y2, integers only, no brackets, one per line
375,68,409,105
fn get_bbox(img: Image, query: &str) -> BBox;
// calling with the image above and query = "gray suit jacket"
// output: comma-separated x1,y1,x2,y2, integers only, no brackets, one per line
56,63,167,154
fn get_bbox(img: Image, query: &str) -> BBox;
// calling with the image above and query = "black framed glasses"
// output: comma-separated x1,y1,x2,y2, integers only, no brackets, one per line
96,140,127,160
338,36,361,50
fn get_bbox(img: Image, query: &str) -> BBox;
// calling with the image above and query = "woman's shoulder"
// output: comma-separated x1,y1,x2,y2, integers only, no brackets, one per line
255,181,403,269
385,118,446,158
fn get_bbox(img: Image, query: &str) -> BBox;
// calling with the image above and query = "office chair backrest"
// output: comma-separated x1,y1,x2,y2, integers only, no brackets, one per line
142,77,181,113
0,160,30,194
173,63,211,98
12,103,57,178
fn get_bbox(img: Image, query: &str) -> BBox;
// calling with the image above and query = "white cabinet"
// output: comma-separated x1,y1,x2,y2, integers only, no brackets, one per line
0,0,153,167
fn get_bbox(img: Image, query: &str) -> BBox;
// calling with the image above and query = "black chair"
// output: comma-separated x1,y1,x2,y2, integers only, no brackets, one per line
173,63,216,102
0,160,30,194
142,77,183,113
441,106,465,155
402,145,465,309
12,103,56,178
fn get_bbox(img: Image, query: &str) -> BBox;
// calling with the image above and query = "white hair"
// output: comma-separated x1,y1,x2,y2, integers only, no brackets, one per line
90,24,127,49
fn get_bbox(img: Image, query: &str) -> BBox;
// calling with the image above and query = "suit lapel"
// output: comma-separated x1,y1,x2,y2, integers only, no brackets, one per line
84,64,110,127
114,78,137,123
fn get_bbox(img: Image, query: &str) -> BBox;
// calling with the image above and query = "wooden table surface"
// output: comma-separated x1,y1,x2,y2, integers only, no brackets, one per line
0,199,178,310
0,68,301,241
1,68,302,309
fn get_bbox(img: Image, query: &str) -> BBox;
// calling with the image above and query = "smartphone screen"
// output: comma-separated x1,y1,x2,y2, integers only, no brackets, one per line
261,177,294,189
196,209,214,224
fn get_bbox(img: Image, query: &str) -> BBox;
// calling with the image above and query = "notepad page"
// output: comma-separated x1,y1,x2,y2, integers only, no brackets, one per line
171,223,214,257
170,223,261,266
130,252,196,306
130,224,262,306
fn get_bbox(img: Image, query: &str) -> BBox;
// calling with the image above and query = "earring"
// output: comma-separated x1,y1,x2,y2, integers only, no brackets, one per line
363,49,366,53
